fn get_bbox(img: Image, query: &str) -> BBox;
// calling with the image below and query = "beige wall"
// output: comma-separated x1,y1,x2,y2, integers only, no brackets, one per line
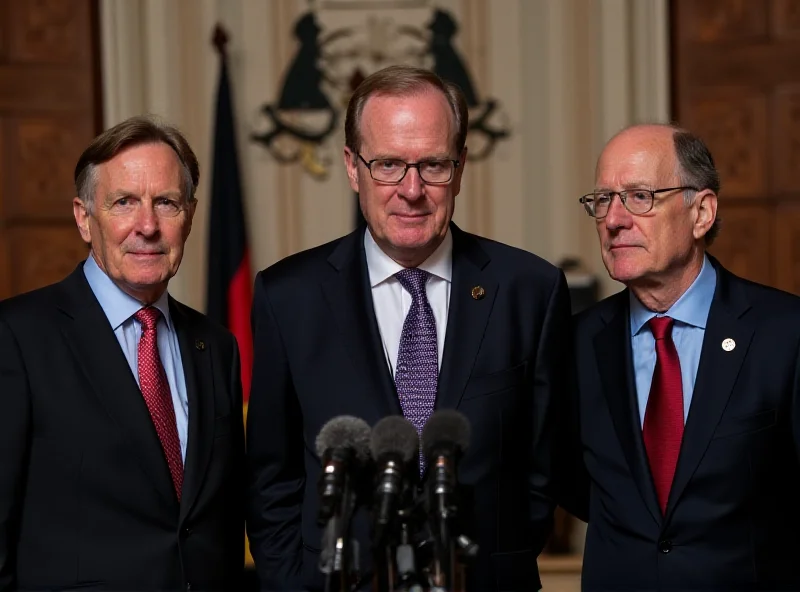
100,0,669,310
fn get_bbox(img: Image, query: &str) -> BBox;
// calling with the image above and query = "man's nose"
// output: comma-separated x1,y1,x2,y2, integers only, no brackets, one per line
398,167,424,200
603,194,632,230
135,203,159,235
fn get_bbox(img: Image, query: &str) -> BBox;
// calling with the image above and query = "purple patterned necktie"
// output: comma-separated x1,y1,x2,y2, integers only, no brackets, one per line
394,268,438,470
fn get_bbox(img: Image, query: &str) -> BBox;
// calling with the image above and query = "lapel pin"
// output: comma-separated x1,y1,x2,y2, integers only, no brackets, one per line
195,339,206,351
471,285,485,300
721,338,735,352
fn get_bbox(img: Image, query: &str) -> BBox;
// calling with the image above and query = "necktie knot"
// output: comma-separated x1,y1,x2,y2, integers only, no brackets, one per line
135,307,161,332
395,268,430,300
649,316,674,341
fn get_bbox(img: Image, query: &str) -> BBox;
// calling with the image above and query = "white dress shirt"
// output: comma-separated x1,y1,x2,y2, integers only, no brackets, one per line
364,228,452,377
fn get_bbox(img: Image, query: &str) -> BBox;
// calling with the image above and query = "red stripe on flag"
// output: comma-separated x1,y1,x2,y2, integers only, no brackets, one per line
227,250,253,402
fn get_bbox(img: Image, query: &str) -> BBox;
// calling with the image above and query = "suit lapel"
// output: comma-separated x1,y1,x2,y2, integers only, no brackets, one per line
437,226,497,411
56,267,178,509
665,263,753,518
171,299,215,523
594,294,662,526
323,229,401,416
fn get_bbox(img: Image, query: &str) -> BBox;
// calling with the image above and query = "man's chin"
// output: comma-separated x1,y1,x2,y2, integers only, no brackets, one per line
608,264,644,285
390,234,440,254
117,270,171,296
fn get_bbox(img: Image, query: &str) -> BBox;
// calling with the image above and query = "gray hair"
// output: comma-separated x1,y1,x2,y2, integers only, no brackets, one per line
74,115,199,213
672,129,721,246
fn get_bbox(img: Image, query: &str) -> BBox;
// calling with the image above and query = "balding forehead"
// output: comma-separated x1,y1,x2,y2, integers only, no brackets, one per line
595,129,678,185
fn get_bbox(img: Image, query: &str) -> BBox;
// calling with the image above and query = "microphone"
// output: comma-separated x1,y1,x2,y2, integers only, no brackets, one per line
315,415,371,523
421,410,471,592
370,415,420,547
314,416,371,592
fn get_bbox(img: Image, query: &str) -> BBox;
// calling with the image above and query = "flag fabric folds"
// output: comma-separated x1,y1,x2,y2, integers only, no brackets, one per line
207,35,254,403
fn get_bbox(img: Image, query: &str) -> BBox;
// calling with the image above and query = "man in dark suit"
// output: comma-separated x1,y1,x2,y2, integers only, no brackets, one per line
0,116,245,591
246,65,571,592
564,123,800,590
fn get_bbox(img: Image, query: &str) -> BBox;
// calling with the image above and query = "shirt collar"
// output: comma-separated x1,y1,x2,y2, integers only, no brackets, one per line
83,254,174,332
630,253,716,336
364,227,453,287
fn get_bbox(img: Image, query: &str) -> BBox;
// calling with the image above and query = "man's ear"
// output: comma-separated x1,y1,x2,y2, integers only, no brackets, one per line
692,189,718,241
451,146,468,197
343,147,359,193
73,197,92,244
184,199,197,238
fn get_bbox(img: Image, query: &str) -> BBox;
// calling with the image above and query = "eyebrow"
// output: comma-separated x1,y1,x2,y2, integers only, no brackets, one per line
105,189,183,201
593,183,655,192
368,154,454,161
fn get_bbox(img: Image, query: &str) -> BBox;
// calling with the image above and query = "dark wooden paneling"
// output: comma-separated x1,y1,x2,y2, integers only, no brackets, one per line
772,0,800,39
773,204,800,293
0,0,100,298
708,204,773,285
681,0,768,44
772,85,800,194
0,225,8,301
4,116,94,221
0,1,8,61
6,0,91,64
6,225,87,295
680,88,767,199
0,67,93,112
673,0,800,292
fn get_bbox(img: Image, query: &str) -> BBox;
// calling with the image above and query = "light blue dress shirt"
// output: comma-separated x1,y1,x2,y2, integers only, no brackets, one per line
84,255,189,460
630,255,716,427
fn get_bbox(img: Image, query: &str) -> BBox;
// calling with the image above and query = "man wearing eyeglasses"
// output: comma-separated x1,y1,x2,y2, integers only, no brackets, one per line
246,65,572,592
560,123,800,590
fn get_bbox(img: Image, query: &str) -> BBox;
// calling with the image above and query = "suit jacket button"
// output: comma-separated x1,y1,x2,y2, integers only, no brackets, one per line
182,527,192,536
658,539,672,554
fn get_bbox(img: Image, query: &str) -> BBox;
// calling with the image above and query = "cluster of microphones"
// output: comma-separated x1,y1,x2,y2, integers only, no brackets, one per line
314,409,478,592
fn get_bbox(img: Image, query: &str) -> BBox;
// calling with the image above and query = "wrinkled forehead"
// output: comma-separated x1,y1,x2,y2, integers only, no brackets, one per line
595,133,678,187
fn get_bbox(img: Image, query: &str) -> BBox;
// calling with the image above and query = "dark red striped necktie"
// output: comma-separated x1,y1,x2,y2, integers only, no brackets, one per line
642,316,684,514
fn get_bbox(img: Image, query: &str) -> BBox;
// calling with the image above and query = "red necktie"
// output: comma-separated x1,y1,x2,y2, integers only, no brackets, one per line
642,316,683,514
135,307,184,500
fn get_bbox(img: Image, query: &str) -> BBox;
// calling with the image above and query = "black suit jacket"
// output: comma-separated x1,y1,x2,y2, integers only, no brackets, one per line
564,257,800,591
0,265,245,591
246,224,572,592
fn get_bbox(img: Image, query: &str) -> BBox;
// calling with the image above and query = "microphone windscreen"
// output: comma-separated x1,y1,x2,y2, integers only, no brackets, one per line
315,415,372,463
370,415,419,462
421,409,470,458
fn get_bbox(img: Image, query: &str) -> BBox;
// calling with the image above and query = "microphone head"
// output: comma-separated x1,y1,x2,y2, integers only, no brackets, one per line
421,409,470,459
370,415,419,462
315,415,371,464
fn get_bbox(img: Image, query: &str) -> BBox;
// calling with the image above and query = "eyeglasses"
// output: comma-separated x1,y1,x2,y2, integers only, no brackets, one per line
357,153,460,184
578,186,698,219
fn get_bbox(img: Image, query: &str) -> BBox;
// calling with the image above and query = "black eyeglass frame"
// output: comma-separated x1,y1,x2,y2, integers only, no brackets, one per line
356,153,461,185
578,186,700,218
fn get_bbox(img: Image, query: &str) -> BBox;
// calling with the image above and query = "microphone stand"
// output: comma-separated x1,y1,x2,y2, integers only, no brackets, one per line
429,502,455,592
425,457,477,592
320,471,359,592
373,481,423,592
395,520,424,592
